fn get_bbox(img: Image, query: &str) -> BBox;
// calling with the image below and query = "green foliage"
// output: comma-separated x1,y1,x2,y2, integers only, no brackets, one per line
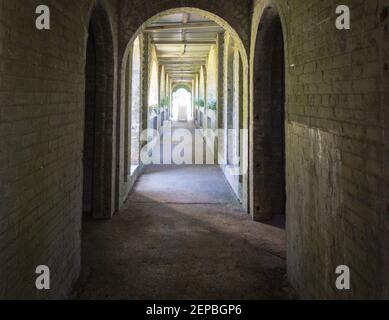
149,104,160,115
195,97,205,108
207,98,217,111
160,96,170,109
150,96,170,115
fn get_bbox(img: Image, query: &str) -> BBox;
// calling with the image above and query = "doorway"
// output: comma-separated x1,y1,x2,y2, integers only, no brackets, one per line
83,6,114,219
252,7,286,225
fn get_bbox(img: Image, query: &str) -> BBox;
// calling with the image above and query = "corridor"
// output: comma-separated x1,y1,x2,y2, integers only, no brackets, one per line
76,121,293,299
1,0,388,300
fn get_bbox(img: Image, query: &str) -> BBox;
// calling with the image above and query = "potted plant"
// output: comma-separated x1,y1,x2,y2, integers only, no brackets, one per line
149,104,160,116
160,97,170,121
160,96,170,110
206,98,217,124
207,98,217,111
195,97,205,110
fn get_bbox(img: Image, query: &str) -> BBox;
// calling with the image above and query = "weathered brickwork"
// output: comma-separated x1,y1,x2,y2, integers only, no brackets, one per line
0,0,251,298
250,0,388,298
376,0,389,300
0,0,118,298
117,34,144,209
0,0,388,299
383,1,389,298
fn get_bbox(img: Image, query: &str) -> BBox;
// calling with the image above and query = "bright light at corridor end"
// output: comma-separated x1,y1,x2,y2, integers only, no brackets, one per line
172,89,193,121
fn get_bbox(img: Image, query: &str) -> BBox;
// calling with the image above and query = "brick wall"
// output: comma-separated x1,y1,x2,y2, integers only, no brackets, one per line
1,0,387,300
0,0,120,299
251,0,387,298
117,35,144,209
0,0,250,299
379,0,389,300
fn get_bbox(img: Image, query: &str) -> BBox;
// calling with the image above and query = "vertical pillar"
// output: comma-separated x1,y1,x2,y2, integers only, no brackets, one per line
238,52,244,183
233,44,240,166
158,65,163,127
169,79,173,119
141,34,150,132
203,65,207,130
190,79,196,120
226,34,235,165
195,74,199,122
123,50,132,181
217,33,225,130
217,33,225,163
158,65,162,108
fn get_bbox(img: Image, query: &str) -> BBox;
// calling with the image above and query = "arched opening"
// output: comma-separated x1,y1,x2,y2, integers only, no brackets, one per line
148,60,159,130
79,6,293,300
131,37,141,174
83,6,114,219
118,8,249,208
226,36,235,165
252,7,286,225
172,87,192,121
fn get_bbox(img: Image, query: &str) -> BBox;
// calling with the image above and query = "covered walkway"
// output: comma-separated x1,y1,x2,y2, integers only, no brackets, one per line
76,121,293,300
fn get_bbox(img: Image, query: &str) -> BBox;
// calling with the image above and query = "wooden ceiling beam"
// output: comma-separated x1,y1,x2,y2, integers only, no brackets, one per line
165,68,200,71
152,40,216,45
166,70,199,74
158,59,206,64
164,68,200,70
157,55,208,61
170,75,196,78
144,22,219,32
158,56,206,60
157,53,209,57
167,72,196,75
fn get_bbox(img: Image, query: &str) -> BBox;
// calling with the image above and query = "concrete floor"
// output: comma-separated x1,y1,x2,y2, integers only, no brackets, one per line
75,121,295,300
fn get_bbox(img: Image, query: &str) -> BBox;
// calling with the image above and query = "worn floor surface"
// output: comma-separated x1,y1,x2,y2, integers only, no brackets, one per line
75,122,294,300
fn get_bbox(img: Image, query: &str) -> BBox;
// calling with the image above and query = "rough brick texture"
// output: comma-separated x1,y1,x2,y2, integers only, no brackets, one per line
0,0,119,298
0,0,252,299
250,0,388,299
0,0,388,300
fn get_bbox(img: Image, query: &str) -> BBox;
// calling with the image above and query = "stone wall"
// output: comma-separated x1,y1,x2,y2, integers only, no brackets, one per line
0,0,387,300
206,45,218,109
117,34,144,209
0,0,119,299
250,0,388,299
383,1,389,299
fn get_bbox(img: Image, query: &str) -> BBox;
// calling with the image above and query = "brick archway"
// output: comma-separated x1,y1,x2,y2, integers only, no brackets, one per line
251,6,286,222
83,5,115,219
119,2,250,53
120,7,248,77
118,6,251,210
172,84,192,93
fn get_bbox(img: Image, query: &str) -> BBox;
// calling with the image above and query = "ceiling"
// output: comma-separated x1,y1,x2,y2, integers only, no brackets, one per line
145,13,224,84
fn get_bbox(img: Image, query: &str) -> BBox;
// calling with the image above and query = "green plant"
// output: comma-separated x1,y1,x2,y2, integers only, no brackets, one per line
149,104,160,115
195,97,205,108
207,98,217,111
160,96,170,109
